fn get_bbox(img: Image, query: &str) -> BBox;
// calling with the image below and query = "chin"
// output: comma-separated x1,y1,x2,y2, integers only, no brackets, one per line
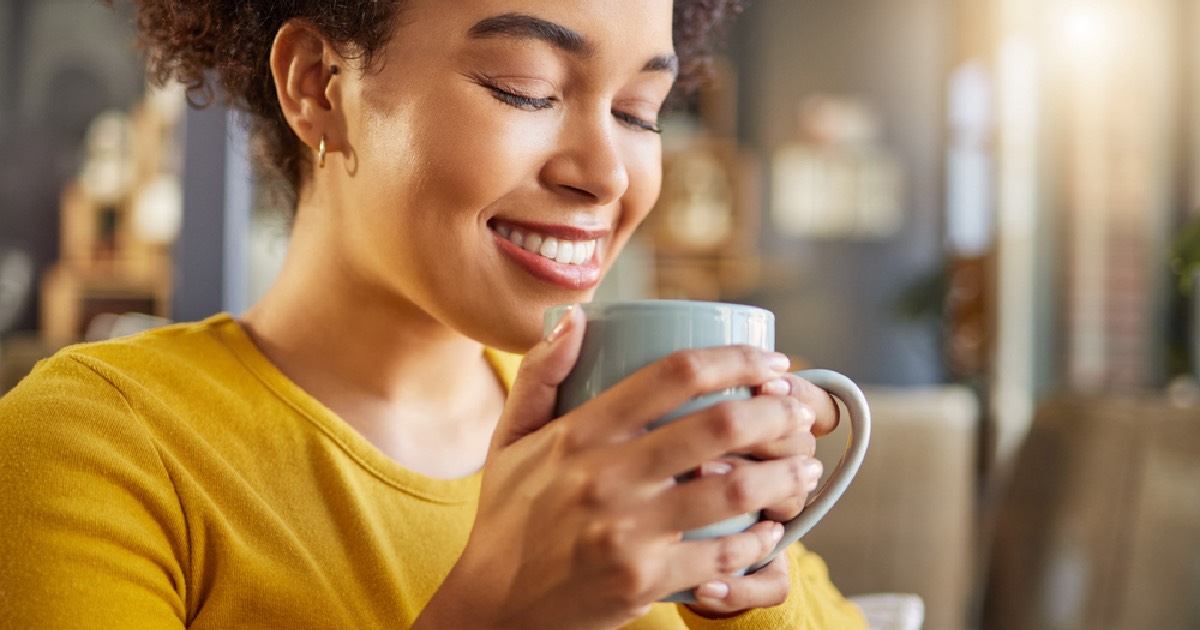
463,312,547,355
455,281,599,354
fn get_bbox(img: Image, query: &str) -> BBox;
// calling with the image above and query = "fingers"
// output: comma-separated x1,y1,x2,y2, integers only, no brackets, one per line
687,552,791,616
649,455,823,534
657,521,784,597
773,373,841,437
493,306,585,449
630,394,811,481
761,456,823,523
732,403,816,461
573,346,792,444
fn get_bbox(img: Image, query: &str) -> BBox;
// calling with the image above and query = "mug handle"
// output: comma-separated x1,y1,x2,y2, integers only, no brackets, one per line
747,368,872,572
663,369,871,604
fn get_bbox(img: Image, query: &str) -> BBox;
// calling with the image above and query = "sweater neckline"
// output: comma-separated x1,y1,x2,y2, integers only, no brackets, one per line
207,312,518,505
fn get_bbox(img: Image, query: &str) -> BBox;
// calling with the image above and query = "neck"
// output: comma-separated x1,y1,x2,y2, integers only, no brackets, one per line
243,261,488,406
239,207,505,477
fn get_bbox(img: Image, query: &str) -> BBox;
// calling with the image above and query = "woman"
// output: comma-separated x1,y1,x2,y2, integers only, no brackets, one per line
0,1,866,627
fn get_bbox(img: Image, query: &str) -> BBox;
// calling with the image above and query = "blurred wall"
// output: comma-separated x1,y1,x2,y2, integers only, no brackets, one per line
729,0,952,385
0,3,11,133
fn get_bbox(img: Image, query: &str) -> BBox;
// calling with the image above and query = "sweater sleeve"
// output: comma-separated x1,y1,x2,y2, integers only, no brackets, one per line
676,543,867,630
0,354,188,628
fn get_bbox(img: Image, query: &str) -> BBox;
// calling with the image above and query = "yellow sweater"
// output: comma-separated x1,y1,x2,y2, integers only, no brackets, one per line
0,314,864,629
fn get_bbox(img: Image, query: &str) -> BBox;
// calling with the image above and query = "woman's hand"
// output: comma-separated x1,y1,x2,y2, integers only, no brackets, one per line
681,370,840,617
415,308,822,629
738,370,840,521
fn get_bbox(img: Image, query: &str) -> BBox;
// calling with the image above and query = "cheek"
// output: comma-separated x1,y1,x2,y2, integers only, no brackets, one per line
355,84,540,224
600,141,662,276
409,94,543,212
620,142,664,229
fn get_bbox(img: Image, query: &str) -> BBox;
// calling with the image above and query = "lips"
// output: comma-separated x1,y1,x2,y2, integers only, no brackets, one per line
490,219,608,289
495,224,598,265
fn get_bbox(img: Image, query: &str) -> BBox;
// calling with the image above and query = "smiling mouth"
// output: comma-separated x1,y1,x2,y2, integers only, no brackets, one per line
493,224,598,266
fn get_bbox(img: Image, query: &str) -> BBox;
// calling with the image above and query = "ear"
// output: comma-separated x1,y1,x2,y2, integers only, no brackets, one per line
270,20,343,165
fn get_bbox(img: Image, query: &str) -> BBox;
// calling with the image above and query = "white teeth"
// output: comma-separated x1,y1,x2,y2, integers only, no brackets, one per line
524,233,543,254
572,242,589,264
556,242,574,264
496,224,598,266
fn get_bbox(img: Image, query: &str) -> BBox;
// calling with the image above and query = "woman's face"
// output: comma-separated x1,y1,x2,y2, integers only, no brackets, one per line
328,0,676,351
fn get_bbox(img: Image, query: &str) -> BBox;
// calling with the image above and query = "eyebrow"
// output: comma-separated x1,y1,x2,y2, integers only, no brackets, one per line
468,12,679,78
643,54,679,77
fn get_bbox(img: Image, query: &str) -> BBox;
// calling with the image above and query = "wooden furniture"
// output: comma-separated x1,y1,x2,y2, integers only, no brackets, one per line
982,394,1200,629
39,92,181,347
644,58,762,301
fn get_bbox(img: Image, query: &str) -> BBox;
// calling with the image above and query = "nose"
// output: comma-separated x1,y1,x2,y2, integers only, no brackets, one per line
540,110,630,205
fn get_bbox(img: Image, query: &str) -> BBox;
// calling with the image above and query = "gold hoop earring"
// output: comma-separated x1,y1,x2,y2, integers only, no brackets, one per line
318,136,327,169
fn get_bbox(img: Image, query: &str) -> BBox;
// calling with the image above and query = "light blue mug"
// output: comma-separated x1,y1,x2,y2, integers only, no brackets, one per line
544,300,871,603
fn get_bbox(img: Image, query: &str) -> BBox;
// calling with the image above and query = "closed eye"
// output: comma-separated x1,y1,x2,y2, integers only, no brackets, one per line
472,73,660,133
469,73,555,111
488,85,555,111
614,110,661,134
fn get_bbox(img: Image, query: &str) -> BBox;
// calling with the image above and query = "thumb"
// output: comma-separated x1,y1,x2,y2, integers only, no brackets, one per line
492,306,586,449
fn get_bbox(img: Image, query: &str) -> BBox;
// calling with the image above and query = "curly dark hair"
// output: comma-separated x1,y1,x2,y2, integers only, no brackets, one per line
105,0,746,210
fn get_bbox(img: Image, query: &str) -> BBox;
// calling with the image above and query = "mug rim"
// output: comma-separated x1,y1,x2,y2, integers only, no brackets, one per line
549,299,772,317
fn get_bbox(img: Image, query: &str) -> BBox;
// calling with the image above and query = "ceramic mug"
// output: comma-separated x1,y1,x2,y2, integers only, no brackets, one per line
544,299,871,603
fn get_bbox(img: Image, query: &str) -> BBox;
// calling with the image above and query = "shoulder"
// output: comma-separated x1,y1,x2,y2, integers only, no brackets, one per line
0,314,243,446
60,314,239,377
6,314,242,404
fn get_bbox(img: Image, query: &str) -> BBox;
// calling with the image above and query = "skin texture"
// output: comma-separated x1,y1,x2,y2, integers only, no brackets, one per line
238,0,841,624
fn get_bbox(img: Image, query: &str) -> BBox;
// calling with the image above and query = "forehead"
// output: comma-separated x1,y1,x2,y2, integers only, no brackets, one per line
394,0,675,56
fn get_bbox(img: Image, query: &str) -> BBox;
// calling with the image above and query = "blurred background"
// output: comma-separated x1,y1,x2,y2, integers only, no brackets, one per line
0,0,1198,628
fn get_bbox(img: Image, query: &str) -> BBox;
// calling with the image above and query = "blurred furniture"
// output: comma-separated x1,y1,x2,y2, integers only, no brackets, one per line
850,593,926,630
645,59,763,302
982,394,1200,630
805,385,979,630
0,246,34,337
40,90,183,348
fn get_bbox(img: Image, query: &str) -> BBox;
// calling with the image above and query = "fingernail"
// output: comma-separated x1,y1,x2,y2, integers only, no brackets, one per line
767,353,791,372
701,460,733,476
696,581,730,601
804,459,824,491
770,522,785,545
761,378,791,396
545,306,575,343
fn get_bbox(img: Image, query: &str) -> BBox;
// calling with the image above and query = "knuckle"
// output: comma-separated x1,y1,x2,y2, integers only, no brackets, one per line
714,537,751,575
705,402,743,444
723,469,761,512
786,457,806,490
779,396,804,430
552,420,590,453
738,345,762,369
663,351,707,388
584,517,635,557
610,554,654,604
569,466,609,508
559,421,589,454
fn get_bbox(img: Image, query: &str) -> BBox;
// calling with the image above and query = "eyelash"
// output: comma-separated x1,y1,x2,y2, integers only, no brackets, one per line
481,81,662,135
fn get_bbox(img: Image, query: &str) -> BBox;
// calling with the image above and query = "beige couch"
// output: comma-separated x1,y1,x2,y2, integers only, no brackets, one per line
804,385,979,630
